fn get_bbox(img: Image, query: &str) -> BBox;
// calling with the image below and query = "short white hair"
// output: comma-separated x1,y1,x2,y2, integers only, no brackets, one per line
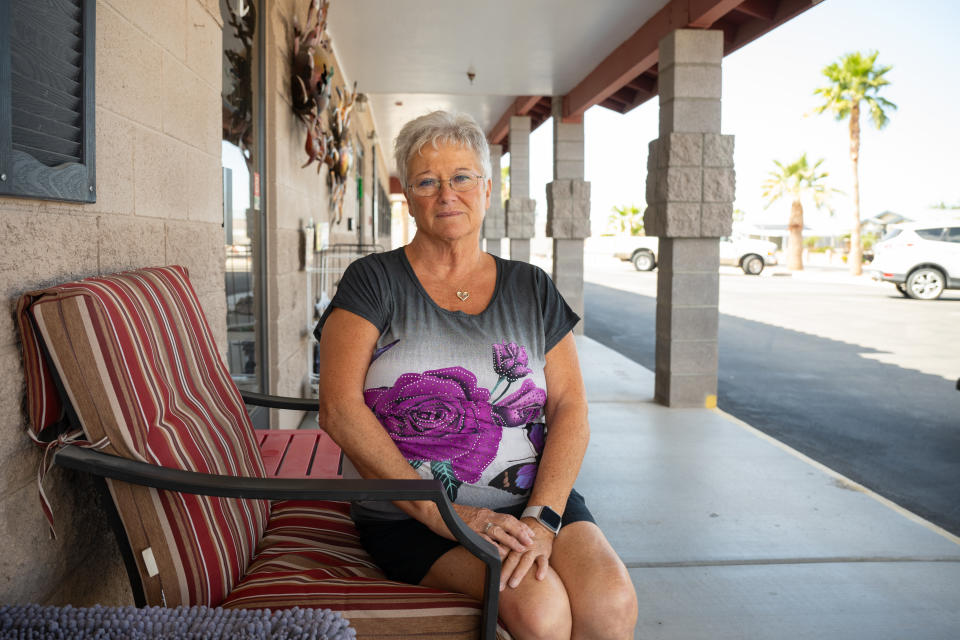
394,110,492,190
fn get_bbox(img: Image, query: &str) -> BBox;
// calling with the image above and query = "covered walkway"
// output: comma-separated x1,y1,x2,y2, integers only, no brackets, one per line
574,336,960,639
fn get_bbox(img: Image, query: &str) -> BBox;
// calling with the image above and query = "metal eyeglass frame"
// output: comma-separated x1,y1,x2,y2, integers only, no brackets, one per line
407,173,486,197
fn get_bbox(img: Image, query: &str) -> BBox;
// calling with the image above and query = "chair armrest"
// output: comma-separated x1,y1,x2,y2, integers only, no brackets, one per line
54,446,500,640
240,390,317,411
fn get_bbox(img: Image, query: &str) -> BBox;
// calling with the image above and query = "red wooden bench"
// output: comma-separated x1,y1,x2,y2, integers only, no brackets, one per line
255,429,342,479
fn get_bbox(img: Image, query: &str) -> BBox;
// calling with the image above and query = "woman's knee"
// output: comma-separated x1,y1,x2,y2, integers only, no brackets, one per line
500,576,572,640
507,601,571,640
573,571,638,639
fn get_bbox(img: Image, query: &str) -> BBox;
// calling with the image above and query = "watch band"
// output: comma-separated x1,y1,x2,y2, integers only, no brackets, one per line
520,505,562,535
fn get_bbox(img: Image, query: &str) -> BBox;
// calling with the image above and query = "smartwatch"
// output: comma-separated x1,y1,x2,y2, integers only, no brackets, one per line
520,505,562,535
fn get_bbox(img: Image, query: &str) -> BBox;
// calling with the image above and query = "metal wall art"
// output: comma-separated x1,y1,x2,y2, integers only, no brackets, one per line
223,0,256,159
291,0,356,223
325,83,358,223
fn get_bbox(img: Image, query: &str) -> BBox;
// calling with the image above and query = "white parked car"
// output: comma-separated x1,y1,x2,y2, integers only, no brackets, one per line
614,236,778,275
868,223,960,300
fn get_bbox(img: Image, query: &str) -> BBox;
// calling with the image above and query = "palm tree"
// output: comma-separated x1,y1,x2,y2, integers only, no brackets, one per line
813,51,896,275
761,154,832,270
608,204,644,235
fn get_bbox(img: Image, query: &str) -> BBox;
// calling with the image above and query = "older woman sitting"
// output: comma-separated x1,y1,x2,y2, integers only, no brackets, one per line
315,110,637,639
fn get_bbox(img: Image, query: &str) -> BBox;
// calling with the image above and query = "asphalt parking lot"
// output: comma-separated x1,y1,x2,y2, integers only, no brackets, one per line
583,256,960,535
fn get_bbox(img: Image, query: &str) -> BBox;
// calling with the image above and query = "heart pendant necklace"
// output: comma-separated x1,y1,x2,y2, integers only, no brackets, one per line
456,289,470,302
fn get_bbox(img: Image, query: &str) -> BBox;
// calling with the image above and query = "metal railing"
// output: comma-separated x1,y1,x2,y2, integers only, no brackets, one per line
307,243,384,387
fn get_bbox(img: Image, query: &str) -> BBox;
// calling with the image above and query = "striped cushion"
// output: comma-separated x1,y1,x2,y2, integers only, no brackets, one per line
16,292,63,436
223,501,512,640
25,266,269,607
20,266,510,637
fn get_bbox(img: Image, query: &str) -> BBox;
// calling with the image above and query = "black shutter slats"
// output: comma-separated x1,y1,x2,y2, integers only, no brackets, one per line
48,0,83,22
10,0,84,168
11,3,83,62
11,49,83,97
13,122,82,157
12,107,81,142
13,136,80,167
11,0,83,44
1,0,95,202
12,72,84,116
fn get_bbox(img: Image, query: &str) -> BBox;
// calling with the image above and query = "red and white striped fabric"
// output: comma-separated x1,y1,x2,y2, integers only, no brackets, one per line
23,266,269,606
18,266,511,639
224,500,512,638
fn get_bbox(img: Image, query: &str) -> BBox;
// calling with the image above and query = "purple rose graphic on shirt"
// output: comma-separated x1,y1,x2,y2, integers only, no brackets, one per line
363,367,501,483
492,341,533,382
493,378,546,427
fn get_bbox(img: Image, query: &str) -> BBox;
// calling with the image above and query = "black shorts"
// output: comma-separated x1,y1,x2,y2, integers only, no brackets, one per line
355,489,597,586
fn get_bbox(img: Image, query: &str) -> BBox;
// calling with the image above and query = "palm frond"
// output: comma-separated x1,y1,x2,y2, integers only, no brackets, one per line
813,50,896,130
762,153,834,211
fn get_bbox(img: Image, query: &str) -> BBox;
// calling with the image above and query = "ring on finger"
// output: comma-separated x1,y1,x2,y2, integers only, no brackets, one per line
484,522,495,534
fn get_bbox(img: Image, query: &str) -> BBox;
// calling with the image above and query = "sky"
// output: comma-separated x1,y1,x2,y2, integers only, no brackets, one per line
523,0,960,237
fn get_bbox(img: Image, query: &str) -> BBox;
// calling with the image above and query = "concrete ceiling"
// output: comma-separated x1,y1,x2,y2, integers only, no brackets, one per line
326,0,821,175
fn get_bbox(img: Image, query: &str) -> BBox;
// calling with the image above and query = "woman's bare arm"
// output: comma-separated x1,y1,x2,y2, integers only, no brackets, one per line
530,332,590,513
500,331,590,587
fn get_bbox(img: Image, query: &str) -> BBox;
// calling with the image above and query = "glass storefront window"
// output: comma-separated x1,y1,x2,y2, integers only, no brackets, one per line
221,0,263,393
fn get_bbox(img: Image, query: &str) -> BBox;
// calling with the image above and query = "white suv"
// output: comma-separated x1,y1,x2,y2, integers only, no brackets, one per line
869,223,960,300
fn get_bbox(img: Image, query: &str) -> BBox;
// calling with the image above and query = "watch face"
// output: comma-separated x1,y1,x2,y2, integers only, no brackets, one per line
540,506,562,532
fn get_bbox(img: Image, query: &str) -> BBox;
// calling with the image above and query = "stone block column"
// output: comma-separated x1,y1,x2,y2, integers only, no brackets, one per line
483,144,506,256
643,29,735,407
505,116,536,262
546,97,590,334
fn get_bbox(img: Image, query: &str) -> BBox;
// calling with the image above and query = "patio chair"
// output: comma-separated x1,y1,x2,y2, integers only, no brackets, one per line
17,265,505,640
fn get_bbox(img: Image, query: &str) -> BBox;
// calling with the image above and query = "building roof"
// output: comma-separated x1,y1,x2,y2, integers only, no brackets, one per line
326,0,822,172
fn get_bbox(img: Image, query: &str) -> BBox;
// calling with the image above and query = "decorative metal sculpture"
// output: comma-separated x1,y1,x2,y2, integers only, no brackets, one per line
223,0,256,159
291,0,333,170
325,82,358,223
290,0,356,223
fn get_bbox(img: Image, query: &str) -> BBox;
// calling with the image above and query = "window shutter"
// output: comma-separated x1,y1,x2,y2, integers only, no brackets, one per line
0,0,96,203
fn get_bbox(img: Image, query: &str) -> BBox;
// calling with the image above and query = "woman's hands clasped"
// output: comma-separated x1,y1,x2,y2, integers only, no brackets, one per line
452,505,555,591
501,517,555,590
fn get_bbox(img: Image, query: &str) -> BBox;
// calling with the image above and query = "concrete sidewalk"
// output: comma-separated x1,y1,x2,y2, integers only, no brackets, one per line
574,336,960,640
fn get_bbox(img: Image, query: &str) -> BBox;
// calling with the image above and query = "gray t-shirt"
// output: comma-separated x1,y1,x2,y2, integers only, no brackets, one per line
315,248,579,521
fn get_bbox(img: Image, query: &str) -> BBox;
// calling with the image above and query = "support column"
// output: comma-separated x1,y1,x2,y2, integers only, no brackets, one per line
483,144,506,256
505,116,535,262
644,29,735,408
546,97,590,334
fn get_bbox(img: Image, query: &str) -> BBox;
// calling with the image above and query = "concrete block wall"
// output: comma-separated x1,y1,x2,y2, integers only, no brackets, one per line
644,30,734,239
546,97,591,336
505,197,537,239
507,117,531,199
643,29,733,408
545,179,591,239
506,116,535,264
0,0,226,605
645,132,734,238
483,144,505,252
654,239,721,405
552,115,585,181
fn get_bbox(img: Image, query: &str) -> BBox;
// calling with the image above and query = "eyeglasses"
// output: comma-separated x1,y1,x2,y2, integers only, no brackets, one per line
408,173,485,197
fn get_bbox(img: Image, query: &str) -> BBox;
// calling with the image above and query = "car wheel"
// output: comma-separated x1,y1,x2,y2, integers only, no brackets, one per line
741,254,764,275
895,283,910,297
904,267,945,300
632,250,655,271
